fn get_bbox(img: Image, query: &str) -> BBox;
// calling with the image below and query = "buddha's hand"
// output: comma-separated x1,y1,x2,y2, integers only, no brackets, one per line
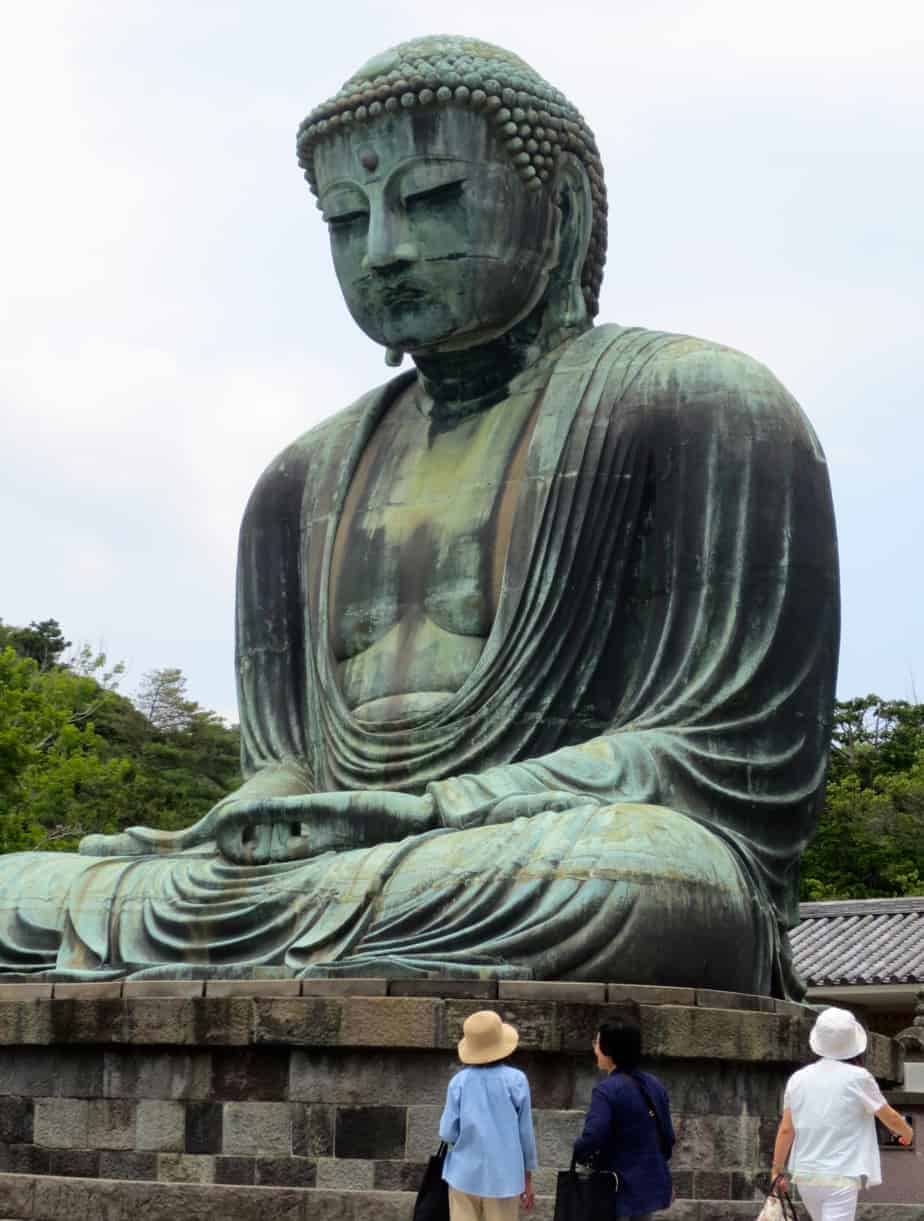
482,790,589,824
215,790,438,865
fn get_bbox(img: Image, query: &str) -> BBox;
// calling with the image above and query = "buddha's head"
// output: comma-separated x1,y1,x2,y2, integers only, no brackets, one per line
297,36,607,361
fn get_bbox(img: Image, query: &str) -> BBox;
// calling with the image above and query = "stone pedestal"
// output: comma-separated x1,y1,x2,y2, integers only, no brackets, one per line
0,980,914,1221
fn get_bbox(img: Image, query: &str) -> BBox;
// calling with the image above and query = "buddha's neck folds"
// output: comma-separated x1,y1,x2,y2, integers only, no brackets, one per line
412,303,590,426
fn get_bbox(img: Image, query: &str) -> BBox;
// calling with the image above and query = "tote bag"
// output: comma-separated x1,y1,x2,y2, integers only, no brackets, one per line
553,1157,618,1221
756,1178,799,1221
413,1141,449,1221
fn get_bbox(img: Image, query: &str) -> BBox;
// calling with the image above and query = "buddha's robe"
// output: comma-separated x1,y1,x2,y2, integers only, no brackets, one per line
0,326,838,991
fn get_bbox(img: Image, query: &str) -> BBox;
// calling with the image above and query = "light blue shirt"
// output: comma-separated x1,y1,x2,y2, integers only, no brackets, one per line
438,1064,538,1199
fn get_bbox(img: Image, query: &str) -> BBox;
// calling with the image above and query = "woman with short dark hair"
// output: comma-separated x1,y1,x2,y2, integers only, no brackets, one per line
572,1017,675,1219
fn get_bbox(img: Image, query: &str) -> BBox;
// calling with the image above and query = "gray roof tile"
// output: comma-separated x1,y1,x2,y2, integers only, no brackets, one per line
792,898,924,986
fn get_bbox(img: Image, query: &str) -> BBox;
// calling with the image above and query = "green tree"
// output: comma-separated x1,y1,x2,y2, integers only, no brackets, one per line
0,620,240,853
801,696,924,899
827,696,924,787
0,647,54,849
134,667,197,733
0,618,71,671
0,644,132,851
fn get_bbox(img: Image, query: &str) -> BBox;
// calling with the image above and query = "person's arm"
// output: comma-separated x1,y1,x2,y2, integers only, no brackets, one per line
507,1069,537,1211
875,1103,913,1146
515,1074,537,1196
521,1170,535,1212
771,1108,795,1193
853,1070,913,1146
438,1077,461,1146
573,1084,613,1163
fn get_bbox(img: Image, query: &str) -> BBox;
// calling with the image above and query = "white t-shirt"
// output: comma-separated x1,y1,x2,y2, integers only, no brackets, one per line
784,1058,887,1187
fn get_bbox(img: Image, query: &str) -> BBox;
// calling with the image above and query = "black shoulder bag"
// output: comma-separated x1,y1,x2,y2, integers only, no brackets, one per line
412,1141,449,1221
624,1070,671,1159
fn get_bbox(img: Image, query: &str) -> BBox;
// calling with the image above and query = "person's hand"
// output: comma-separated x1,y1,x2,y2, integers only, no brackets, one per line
520,1172,535,1211
771,1172,789,1195
215,790,437,864
897,1133,913,1147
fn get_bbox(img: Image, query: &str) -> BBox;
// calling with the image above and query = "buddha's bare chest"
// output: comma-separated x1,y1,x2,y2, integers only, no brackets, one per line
328,388,536,716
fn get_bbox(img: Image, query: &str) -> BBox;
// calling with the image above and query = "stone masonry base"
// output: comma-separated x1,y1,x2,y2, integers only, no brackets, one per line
0,1174,921,1221
0,979,912,1219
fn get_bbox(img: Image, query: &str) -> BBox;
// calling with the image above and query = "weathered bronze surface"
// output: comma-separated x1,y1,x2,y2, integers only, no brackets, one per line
0,37,839,991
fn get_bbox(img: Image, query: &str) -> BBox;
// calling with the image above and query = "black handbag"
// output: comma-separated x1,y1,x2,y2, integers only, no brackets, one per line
413,1141,449,1221
553,1156,619,1221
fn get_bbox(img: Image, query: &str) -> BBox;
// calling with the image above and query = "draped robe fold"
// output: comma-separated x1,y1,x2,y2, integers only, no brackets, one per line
0,325,839,991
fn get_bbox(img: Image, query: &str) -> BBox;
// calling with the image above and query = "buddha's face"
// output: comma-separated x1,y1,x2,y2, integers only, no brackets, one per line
313,108,559,354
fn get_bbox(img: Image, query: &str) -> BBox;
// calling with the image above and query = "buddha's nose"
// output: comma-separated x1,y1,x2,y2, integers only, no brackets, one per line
362,206,418,271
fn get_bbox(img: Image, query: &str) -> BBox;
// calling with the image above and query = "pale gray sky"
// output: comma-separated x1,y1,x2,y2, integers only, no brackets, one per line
2,0,922,721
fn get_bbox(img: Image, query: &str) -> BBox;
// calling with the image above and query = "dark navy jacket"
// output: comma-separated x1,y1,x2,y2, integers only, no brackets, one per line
573,1070,675,1217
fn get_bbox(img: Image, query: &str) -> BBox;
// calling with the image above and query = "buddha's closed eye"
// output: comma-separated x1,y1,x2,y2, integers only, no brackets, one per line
404,178,466,209
326,209,369,229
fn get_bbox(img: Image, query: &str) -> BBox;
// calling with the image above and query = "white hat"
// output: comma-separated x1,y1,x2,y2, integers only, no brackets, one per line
809,1007,868,1060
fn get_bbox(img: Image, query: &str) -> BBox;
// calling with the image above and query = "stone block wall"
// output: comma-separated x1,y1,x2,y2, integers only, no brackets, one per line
0,979,910,1218
2,1175,924,1221
0,1043,791,1198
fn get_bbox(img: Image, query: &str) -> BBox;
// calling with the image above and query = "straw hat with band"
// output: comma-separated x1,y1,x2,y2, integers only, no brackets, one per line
458,1010,519,1064
809,1006,868,1061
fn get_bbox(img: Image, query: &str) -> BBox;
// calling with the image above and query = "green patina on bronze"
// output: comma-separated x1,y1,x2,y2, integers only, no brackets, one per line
296,35,607,319
0,36,839,992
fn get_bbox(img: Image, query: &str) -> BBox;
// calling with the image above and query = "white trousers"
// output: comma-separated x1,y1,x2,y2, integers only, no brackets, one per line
798,1185,859,1221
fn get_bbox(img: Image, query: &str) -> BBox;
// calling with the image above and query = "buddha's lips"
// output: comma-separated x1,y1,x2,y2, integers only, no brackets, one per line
383,289,426,308
360,278,429,309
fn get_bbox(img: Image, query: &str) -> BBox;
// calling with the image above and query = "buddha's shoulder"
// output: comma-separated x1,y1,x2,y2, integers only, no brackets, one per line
585,323,801,419
246,374,409,499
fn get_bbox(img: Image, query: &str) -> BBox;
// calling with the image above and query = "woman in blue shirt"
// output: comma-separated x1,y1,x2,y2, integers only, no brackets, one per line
439,1009,538,1220
573,1017,675,1219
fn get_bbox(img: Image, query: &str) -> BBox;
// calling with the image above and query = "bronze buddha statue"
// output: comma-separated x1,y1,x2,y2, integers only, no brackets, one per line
0,37,838,992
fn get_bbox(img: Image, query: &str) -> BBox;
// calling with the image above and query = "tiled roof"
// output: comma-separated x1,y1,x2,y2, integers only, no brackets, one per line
792,897,924,987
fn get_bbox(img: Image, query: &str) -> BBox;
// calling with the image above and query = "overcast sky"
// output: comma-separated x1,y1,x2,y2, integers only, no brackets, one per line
2,0,922,722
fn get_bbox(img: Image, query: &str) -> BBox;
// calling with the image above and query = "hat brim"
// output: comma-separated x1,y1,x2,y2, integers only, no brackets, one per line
809,1022,868,1060
457,1022,519,1064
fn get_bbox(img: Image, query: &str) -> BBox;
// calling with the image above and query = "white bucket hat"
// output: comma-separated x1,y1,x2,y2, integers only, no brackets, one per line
809,1006,868,1060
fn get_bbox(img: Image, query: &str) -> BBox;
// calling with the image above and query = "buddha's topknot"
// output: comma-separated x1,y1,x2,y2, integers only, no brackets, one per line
297,35,607,317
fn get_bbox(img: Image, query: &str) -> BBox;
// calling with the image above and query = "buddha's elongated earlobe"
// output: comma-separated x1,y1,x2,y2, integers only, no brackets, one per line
385,347,404,367
548,153,594,331
561,282,587,330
